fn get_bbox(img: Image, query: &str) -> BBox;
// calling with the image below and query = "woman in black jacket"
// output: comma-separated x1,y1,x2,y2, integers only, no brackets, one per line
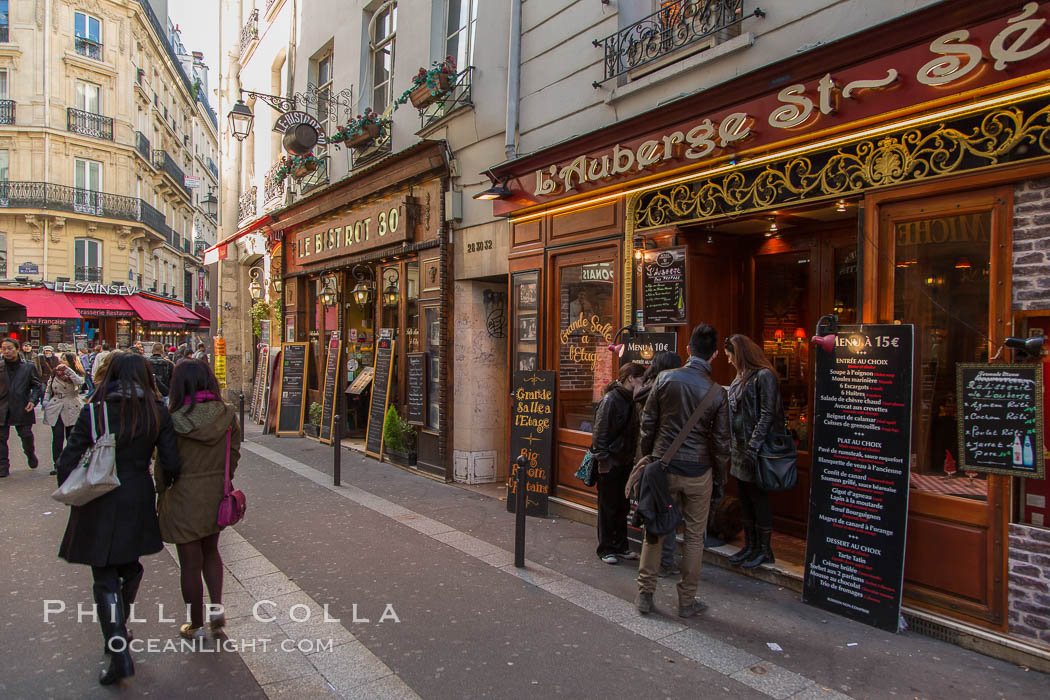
592,362,646,564
55,353,180,686
724,334,784,570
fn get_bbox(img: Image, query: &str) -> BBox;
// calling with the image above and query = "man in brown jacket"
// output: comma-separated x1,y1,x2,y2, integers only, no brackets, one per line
636,323,730,618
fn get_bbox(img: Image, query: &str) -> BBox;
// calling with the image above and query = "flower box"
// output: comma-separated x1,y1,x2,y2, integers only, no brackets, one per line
409,73,451,109
292,160,318,178
346,123,382,149
384,447,417,468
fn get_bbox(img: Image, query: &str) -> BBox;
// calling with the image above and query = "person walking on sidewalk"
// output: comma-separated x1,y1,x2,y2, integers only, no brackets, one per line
0,337,43,477
55,353,180,686
148,343,175,398
158,359,241,640
724,334,784,570
43,353,85,476
592,362,646,564
634,351,683,577
92,342,112,385
636,324,730,618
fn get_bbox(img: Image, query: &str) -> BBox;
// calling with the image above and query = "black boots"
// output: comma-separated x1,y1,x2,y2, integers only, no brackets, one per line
103,565,142,655
728,521,755,565
94,583,134,685
741,527,775,570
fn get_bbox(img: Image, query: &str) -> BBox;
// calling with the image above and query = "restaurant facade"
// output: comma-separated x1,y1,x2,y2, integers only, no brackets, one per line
489,2,1050,658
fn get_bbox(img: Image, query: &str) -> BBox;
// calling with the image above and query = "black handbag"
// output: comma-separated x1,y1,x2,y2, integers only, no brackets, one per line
756,415,798,491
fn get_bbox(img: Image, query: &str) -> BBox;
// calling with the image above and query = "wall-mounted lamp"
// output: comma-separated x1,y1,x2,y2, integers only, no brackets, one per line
607,325,633,357
773,328,785,346
382,268,400,307
350,265,375,310
794,327,807,345
473,171,513,200
247,265,264,301
835,199,847,213
319,274,339,307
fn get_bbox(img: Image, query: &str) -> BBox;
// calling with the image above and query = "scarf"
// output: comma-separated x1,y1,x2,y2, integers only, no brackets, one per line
183,390,219,405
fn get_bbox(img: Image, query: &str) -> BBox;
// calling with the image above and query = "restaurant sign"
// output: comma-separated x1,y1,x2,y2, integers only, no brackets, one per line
522,3,1050,201
292,195,411,265
46,281,139,296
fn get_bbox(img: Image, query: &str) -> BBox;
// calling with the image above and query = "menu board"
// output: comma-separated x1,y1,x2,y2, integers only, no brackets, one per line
365,336,395,458
250,345,269,423
642,247,687,326
406,352,427,426
73,334,89,353
507,370,555,518
958,364,1044,478
319,335,342,444
276,342,308,436
803,324,914,633
45,323,66,346
619,332,677,367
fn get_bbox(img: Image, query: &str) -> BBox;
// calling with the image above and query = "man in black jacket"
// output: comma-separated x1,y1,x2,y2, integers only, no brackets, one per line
0,337,44,476
148,343,175,397
636,323,730,617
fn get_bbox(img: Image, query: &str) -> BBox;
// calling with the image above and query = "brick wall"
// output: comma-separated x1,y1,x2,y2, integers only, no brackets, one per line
1012,179,1050,310
1007,523,1050,647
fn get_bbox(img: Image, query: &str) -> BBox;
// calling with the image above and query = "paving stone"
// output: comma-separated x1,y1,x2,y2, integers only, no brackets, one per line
730,661,813,700
306,641,394,695
227,555,281,581
660,629,761,675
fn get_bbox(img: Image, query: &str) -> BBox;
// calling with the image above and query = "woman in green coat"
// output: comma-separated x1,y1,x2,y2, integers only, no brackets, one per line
156,359,241,639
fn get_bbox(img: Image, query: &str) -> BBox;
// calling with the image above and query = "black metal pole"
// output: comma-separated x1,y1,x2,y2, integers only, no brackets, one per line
514,456,527,568
333,414,341,486
239,391,245,431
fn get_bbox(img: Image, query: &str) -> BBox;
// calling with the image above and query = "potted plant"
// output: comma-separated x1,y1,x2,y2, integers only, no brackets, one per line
396,56,456,110
305,401,322,438
382,405,417,467
290,152,320,178
332,109,387,149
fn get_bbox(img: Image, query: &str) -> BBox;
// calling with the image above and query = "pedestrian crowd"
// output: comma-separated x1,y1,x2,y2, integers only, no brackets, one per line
0,336,240,686
586,323,792,618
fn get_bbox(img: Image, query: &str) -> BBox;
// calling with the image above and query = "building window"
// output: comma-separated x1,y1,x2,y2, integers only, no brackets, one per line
314,51,332,156
0,69,8,99
75,81,102,114
444,0,477,71
369,2,396,114
74,238,102,282
0,150,8,182
74,158,102,214
0,232,6,278
74,12,103,61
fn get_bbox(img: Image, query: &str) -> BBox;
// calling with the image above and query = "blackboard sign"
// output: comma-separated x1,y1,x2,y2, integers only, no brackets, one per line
365,336,396,458
803,324,914,633
319,335,342,444
507,370,555,518
73,334,89,353
250,345,269,423
620,332,677,367
642,247,687,326
406,352,427,426
276,342,308,436
958,363,1044,478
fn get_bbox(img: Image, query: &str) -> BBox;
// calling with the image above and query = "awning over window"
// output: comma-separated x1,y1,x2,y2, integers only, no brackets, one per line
66,294,135,318
0,289,84,323
188,308,211,328
123,295,186,329
167,304,203,325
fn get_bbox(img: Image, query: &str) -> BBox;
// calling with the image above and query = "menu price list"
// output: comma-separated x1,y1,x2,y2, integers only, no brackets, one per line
642,247,687,326
319,337,341,443
803,324,914,633
277,343,308,435
365,337,395,458
406,353,427,426
958,364,1044,478
507,370,555,518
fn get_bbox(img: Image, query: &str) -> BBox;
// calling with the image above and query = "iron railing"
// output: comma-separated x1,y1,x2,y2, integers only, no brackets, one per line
0,259,7,277
0,25,8,43
74,36,103,61
419,67,474,131
240,9,259,55
153,149,190,197
239,187,257,223
263,160,285,204
0,100,13,125
67,107,113,140
135,131,151,162
299,157,329,196
139,199,167,235
592,0,762,85
0,182,172,241
75,266,103,282
207,158,218,178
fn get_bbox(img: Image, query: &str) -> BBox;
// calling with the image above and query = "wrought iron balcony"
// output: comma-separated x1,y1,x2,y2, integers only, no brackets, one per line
239,187,258,223
240,9,259,55
0,24,9,43
0,259,7,278
592,0,763,85
418,67,474,131
67,107,113,140
75,265,103,283
74,36,103,61
299,157,329,196
207,158,218,178
135,131,151,162
152,149,190,197
263,160,285,204
0,100,13,125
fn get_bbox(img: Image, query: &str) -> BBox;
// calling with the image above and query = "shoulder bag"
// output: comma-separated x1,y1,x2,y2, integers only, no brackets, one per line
217,428,246,527
51,402,120,507
755,392,798,491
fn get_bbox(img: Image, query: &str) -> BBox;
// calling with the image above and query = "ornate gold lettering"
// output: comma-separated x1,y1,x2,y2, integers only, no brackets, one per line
559,155,589,191
842,69,900,99
611,144,635,175
990,2,1050,71
685,120,716,159
769,85,814,129
917,30,982,86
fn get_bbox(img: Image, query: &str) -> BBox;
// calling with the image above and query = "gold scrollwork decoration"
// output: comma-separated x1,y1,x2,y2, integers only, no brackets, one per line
634,99,1050,230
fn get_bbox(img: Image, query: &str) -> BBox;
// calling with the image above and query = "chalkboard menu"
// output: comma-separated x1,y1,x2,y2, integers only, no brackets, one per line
803,324,914,633
258,346,274,426
958,363,1044,478
276,342,308,436
319,335,342,444
507,370,555,518
620,332,677,367
642,247,687,326
250,345,269,423
365,336,396,458
406,352,427,426
73,334,89,353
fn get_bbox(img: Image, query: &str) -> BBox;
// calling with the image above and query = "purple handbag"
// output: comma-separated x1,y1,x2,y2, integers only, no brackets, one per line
216,428,245,527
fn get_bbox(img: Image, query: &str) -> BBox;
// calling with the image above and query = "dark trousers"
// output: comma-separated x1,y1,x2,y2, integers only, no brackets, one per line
596,467,630,556
52,416,73,464
0,423,36,468
738,479,772,528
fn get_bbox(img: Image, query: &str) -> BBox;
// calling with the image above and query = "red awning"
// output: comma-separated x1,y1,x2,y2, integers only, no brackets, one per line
168,304,202,324
189,308,211,328
124,295,187,329
0,289,84,323
66,294,135,318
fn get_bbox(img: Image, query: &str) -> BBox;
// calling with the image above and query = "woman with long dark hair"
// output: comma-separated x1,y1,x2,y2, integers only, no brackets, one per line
634,351,684,576
43,352,84,476
724,334,783,569
592,361,647,564
55,353,180,685
158,359,241,639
